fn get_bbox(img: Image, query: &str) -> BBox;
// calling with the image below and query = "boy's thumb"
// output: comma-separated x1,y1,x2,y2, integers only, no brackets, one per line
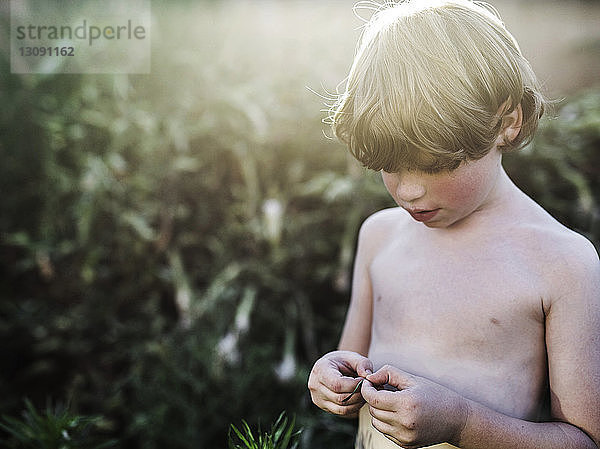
356,358,373,378
366,365,414,390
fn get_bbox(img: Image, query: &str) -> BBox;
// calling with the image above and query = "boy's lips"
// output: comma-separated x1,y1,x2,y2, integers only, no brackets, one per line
405,208,440,222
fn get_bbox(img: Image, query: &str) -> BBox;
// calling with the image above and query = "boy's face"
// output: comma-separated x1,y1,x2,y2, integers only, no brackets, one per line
381,148,504,229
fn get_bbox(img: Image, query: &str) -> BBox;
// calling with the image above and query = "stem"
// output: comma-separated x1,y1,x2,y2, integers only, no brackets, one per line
342,378,364,403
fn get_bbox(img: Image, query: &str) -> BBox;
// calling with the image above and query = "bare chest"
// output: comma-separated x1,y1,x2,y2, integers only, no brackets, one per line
368,235,549,417
371,239,544,347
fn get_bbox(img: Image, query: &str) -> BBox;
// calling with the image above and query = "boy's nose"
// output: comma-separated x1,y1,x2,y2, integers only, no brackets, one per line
396,175,426,203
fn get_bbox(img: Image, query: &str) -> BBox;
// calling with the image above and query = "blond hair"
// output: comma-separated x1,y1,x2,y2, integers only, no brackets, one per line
331,0,545,172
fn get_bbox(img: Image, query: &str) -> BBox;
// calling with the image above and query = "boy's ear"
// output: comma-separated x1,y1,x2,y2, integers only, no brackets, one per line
498,103,523,145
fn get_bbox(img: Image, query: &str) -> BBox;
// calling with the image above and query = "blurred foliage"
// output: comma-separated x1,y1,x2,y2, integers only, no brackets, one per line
0,399,116,449
0,1,598,448
228,412,301,449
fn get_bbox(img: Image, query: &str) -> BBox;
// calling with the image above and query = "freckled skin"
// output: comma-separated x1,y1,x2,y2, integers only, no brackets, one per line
380,149,504,230
308,144,600,448
364,149,550,419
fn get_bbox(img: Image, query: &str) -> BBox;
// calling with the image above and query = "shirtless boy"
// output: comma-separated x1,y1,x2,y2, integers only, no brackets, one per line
307,1,600,448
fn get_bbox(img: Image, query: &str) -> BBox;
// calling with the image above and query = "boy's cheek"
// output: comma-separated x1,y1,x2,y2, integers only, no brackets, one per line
435,169,490,208
380,173,398,200
438,179,478,204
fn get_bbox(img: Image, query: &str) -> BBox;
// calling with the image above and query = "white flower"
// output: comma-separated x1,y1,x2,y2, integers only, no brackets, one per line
217,332,240,365
274,352,296,382
262,198,284,244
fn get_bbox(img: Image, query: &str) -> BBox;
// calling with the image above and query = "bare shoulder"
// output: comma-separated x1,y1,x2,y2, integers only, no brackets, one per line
361,207,408,232
359,207,409,241
550,226,599,295
357,207,410,260
514,206,600,305
529,219,598,275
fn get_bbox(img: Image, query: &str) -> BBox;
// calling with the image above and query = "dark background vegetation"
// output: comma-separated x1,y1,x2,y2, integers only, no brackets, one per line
1,0,599,447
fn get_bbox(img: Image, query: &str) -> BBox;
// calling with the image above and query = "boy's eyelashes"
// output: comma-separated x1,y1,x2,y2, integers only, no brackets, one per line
390,151,473,175
382,164,456,176
421,166,451,175
388,156,464,175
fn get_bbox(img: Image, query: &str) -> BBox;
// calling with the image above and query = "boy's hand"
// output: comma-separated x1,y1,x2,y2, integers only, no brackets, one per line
307,350,373,417
361,365,469,448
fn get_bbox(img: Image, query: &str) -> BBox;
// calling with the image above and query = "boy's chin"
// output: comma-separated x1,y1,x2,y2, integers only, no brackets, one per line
420,213,463,229
422,220,447,229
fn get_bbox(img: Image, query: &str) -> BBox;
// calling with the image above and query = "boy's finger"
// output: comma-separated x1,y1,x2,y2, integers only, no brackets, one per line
356,358,374,378
335,351,373,376
341,378,365,402
321,374,363,395
333,400,364,417
361,379,401,411
366,364,416,390
319,382,365,408
368,405,397,425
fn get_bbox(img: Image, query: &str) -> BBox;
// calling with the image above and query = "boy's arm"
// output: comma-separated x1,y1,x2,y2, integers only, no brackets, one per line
458,237,600,449
337,212,381,355
308,212,390,418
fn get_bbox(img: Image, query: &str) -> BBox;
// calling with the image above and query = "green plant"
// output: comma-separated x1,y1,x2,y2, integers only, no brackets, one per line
0,399,117,449
228,412,301,449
